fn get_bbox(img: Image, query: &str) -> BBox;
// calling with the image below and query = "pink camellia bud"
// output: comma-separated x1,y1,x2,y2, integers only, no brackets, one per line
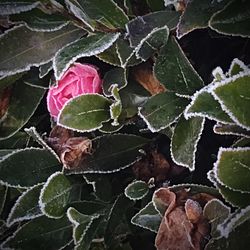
47,63,102,119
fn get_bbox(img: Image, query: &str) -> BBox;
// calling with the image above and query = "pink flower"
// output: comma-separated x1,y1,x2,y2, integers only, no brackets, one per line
47,63,102,119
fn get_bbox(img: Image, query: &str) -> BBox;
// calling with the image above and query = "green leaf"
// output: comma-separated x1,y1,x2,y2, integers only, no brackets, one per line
171,116,205,171
0,184,8,215
154,36,204,95
228,58,249,77
125,180,149,200
203,199,230,238
104,194,134,246
58,94,112,132
213,123,250,138
65,0,129,31
212,74,250,130
205,207,250,250
1,216,72,250
232,138,250,148
0,79,45,140
0,0,39,15
63,134,150,174
39,172,72,218
177,0,227,38
184,87,234,124
54,32,120,80
0,131,29,150
131,201,161,233
210,0,250,38
126,10,181,47
103,67,127,96
6,184,43,227
67,207,98,244
96,42,120,66
0,24,85,76
0,148,60,188
208,170,250,208
139,92,189,132
215,147,250,192
10,8,69,32
0,73,23,92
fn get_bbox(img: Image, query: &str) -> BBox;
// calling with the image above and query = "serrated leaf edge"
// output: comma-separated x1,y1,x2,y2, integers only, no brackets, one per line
6,183,43,227
170,117,205,171
124,180,149,201
213,123,250,138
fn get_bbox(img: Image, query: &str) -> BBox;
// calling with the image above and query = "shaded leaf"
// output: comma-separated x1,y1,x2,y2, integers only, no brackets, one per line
0,148,60,188
154,36,204,95
213,123,250,138
63,134,150,174
103,67,127,96
131,201,161,233
1,216,72,250
39,172,72,218
0,184,8,215
139,92,189,132
10,8,68,32
0,24,85,76
110,84,122,126
7,184,43,226
210,0,250,38
0,0,39,15
171,116,205,171
184,87,233,124
211,74,250,130
0,79,45,140
126,10,180,47
125,180,149,200
65,0,129,31
54,32,120,80
0,73,23,92
58,94,112,133
214,147,250,193
177,0,227,38
39,61,53,78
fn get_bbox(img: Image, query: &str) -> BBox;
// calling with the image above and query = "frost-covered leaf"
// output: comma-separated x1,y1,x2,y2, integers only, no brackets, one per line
209,0,250,38
131,201,161,233
0,24,85,76
110,85,122,126
208,170,250,208
0,0,39,15
0,131,29,150
228,58,249,77
67,207,98,244
125,180,149,200
104,194,134,246
214,147,250,193
184,88,233,124
58,94,112,133
0,148,60,188
10,8,69,32
205,206,250,250
0,184,8,215
232,138,250,148
63,134,150,174
203,199,230,238
154,36,204,95
39,61,53,78
126,10,180,47
1,216,72,250
54,32,120,80
116,38,142,68
103,68,127,96
171,116,205,171
213,123,250,138
139,92,189,132
177,0,227,38
211,74,250,130
7,184,43,227
135,26,169,62
0,79,45,140
65,0,129,31
39,172,72,218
